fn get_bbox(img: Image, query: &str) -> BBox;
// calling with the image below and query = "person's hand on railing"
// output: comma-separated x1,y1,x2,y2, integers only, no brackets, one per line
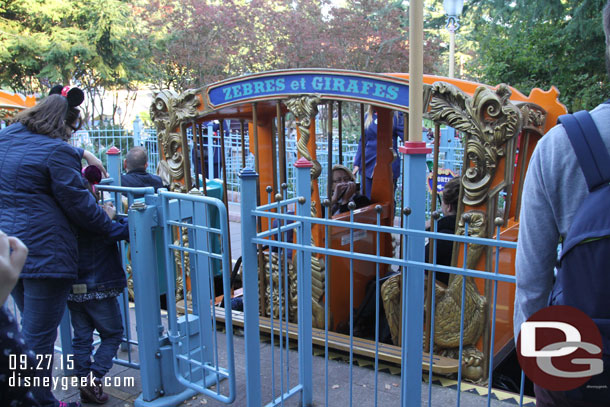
82,150,109,178
0,230,28,305
103,201,116,220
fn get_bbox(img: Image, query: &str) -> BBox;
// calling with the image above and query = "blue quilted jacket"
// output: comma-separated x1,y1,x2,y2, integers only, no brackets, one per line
0,123,128,279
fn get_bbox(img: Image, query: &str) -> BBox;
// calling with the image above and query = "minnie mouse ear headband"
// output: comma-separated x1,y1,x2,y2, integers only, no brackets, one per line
49,85,85,108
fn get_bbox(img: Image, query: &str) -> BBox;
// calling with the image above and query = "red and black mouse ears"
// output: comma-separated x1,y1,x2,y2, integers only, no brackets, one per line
49,85,84,108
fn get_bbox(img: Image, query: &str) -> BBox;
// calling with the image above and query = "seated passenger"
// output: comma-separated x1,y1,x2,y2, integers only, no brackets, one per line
425,176,460,286
330,164,370,216
121,146,166,192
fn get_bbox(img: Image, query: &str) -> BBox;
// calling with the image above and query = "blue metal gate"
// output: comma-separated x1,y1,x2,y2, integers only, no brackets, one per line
160,190,236,402
128,190,236,406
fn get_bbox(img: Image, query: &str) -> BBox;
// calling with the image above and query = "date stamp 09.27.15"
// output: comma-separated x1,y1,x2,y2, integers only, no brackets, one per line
8,353,135,391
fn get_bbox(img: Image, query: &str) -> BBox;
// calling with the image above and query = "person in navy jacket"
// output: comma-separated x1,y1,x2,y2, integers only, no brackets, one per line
0,92,128,407
353,106,404,199
120,146,166,193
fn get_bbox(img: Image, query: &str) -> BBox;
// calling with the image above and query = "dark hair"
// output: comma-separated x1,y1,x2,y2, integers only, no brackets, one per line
83,178,100,202
12,95,74,141
65,107,82,131
125,146,148,171
442,176,461,210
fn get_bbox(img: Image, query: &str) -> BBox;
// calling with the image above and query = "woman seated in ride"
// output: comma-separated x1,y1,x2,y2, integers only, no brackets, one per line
330,164,370,216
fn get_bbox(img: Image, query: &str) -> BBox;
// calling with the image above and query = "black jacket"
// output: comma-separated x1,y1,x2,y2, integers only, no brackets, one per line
121,169,165,193
332,193,371,216
425,214,456,285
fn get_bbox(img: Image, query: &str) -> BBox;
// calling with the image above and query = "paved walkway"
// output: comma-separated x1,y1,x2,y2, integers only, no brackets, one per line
52,322,533,407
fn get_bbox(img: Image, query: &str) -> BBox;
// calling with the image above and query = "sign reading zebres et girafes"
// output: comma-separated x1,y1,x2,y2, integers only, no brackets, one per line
206,69,410,111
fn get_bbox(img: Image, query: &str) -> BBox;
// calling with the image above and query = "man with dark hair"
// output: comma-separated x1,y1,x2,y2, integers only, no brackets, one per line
121,146,165,192
514,2,610,405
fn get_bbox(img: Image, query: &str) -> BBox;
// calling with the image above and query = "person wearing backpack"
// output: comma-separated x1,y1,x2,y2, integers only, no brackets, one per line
514,3,610,405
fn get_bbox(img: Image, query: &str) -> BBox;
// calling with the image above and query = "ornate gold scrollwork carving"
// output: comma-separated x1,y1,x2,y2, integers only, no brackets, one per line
263,252,298,322
381,211,489,373
283,96,328,329
425,83,523,382
518,102,546,135
151,88,201,192
431,210,488,382
284,95,322,181
456,211,487,270
262,240,326,329
173,227,191,303
429,83,522,206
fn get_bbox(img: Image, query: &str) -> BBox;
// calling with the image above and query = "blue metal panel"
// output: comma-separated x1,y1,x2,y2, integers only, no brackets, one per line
129,203,165,402
400,147,428,407
239,168,262,407
230,173,525,406
295,161,313,407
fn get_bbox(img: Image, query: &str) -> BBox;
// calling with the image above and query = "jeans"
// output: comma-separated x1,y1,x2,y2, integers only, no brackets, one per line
11,278,72,407
67,296,123,379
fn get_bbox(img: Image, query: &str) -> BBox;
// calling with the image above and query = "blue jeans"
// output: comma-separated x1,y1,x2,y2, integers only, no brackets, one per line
67,296,123,379
11,278,72,407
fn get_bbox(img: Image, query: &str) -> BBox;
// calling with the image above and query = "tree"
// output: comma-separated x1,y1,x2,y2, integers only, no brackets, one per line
0,0,152,124
137,0,444,92
464,0,610,111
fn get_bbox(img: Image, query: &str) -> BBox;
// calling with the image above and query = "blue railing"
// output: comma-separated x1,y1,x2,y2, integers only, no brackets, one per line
238,155,527,406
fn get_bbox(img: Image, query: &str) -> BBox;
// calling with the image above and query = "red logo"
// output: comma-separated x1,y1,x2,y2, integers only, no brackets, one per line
517,305,603,391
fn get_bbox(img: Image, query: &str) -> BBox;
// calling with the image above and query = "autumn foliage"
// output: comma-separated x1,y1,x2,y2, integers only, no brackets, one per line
139,0,443,91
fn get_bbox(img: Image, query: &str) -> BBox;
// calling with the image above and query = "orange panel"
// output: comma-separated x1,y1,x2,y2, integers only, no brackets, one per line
370,108,394,206
254,119,275,207
473,221,519,357
247,116,276,234
0,90,35,110
327,203,393,331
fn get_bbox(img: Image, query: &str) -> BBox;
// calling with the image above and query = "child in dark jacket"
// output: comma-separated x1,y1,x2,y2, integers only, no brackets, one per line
67,166,129,404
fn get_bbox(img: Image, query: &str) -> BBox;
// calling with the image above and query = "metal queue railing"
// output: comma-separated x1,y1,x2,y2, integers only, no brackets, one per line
238,155,528,407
